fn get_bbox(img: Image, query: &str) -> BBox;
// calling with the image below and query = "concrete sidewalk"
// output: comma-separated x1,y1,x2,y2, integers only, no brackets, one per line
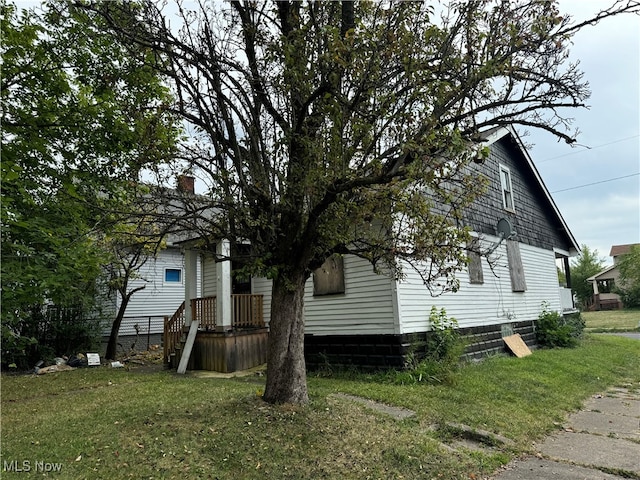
492,386,640,479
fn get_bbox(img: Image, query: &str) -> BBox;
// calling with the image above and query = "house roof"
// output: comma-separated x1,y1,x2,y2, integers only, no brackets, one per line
480,126,580,256
587,264,618,282
609,243,639,257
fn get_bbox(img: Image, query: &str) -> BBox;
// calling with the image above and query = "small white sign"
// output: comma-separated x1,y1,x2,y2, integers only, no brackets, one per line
86,353,101,366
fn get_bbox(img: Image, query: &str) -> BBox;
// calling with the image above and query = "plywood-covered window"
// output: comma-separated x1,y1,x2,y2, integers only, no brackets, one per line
506,240,526,292
499,164,515,212
313,255,345,296
467,249,484,284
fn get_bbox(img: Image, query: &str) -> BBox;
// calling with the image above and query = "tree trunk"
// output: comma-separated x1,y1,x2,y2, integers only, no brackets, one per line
105,285,145,360
105,296,129,360
263,271,309,404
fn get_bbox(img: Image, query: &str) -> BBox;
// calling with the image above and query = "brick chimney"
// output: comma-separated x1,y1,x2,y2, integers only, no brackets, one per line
177,175,195,194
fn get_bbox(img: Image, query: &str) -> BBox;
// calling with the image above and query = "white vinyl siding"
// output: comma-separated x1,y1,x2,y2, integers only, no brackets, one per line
202,254,217,296
396,238,561,333
249,256,397,335
197,240,562,337
106,248,201,335
303,255,397,335
252,276,273,327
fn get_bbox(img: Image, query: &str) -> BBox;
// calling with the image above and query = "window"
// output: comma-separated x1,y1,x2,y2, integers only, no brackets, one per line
506,240,527,292
499,165,515,212
313,255,345,296
596,279,615,294
165,268,182,283
467,250,484,284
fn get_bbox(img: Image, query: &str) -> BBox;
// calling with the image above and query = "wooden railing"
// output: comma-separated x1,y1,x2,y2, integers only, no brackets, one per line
192,296,217,330
163,301,185,363
232,294,265,329
164,295,264,363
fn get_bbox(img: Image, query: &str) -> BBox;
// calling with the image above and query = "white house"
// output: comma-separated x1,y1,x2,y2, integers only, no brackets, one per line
164,126,579,371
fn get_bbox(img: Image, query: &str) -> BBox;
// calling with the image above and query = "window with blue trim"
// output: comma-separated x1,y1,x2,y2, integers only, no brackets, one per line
165,268,182,283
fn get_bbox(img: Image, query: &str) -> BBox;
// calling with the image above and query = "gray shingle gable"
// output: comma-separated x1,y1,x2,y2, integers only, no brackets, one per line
465,134,574,252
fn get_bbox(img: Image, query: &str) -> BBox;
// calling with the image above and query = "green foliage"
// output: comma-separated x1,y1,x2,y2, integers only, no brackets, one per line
570,245,605,309
395,307,465,385
1,305,102,370
614,245,640,308
557,267,566,286
535,303,584,348
1,2,179,365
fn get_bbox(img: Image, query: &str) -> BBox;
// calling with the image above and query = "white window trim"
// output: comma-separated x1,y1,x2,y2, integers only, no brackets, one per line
499,164,515,212
164,267,183,284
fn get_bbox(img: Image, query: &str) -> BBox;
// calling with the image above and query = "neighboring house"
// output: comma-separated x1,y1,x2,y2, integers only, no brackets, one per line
166,126,580,372
587,243,639,310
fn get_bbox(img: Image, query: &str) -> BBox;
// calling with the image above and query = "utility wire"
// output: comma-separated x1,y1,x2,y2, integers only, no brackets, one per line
551,172,639,193
536,134,640,164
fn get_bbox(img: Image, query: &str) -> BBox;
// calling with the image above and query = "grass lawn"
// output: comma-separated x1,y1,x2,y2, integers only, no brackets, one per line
582,308,640,332
2,335,639,480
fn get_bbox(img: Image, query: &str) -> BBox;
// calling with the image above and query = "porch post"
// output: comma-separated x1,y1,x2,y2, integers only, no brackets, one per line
563,257,572,288
216,239,232,330
184,249,198,323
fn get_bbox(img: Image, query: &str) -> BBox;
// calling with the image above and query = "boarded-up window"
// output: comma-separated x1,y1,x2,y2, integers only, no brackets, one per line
506,240,526,292
313,255,345,296
467,249,484,284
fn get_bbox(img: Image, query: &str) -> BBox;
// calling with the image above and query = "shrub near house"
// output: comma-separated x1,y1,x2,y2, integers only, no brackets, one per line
536,303,585,348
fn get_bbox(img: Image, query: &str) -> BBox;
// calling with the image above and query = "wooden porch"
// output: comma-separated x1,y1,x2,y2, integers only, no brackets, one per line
164,294,268,373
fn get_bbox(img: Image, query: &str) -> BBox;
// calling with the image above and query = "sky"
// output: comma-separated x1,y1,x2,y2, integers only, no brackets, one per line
523,1,640,264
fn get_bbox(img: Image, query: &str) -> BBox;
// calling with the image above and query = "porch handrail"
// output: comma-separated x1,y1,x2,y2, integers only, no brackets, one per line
232,294,265,329
163,301,185,362
192,296,217,329
164,294,265,364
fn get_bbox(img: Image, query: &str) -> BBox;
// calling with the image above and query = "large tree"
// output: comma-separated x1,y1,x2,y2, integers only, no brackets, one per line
81,0,638,403
570,244,605,309
1,1,178,366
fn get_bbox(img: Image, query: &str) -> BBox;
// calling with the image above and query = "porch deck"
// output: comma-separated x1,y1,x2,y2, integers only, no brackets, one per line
164,294,267,373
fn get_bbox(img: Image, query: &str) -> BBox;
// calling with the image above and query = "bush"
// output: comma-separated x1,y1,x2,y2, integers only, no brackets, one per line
1,304,102,370
536,303,584,348
615,244,640,308
395,307,465,385
615,285,640,308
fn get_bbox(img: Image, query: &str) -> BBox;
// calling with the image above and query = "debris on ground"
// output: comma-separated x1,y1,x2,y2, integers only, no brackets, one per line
67,354,88,368
87,353,100,366
120,347,163,366
29,347,163,375
35,364,75,375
